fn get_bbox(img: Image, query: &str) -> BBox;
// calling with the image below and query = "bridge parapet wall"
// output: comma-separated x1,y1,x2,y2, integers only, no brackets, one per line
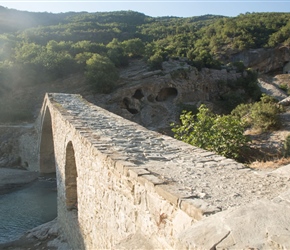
41,93,290,249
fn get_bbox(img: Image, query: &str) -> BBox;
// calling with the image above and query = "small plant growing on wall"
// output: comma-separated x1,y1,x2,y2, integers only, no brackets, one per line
157,213,168,228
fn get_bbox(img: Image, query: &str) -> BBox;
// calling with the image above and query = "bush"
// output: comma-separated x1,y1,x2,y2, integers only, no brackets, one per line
218,69,261,113
231,61,246,72
147,52,164,70
85,54,119,93
279,83,290,95
250,102,282,131
279,83,288,92
231,94,284,132
283,134,290,157
172,104,249,160
177,103,198,114
219,91,246,113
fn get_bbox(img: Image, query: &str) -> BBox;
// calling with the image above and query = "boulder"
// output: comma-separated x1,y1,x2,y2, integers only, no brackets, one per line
178,195,290,249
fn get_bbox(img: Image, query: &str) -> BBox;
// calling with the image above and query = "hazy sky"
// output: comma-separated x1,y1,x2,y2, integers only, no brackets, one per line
0,1,289,17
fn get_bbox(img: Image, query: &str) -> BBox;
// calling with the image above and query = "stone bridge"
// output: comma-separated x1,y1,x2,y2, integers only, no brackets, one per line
38,93,290,249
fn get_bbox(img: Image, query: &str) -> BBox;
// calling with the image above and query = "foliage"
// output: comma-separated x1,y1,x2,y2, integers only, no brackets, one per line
177,103,198,114
121,38,145,58
147,52,164,70
85,54,119,93
172,104,249,160
218,69,261,112
231,94,284,132
283,134,290,157
227,61,246,73
278,83,290,95
106,38,129,67
279,83,288,92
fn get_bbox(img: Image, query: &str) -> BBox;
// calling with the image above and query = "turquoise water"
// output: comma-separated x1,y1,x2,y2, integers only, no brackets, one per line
0,178,57,243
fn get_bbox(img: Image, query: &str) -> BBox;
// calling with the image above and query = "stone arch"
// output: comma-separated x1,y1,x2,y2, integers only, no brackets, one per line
65,141,78,212
39,107,56,174
156,87,178,102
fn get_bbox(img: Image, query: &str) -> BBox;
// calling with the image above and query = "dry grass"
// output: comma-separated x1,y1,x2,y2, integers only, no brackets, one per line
249,157,290,169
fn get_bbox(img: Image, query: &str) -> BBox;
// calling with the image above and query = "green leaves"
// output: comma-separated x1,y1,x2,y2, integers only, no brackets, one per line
231,94,284,132
121,38,145,58
85,54,119,94
172,104,249,160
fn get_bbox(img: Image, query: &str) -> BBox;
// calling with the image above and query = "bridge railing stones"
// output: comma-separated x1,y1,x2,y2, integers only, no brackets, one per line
40,93,290,249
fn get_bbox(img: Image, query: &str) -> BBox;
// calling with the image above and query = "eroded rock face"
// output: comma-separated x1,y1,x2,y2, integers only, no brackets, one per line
0,125,38,170
230,46,290,74
94,59,244,133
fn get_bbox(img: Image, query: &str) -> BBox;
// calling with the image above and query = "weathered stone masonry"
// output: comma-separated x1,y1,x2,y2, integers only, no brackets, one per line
38,93,290,249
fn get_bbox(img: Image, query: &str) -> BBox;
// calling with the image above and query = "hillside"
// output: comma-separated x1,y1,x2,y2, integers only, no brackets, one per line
0,7,290,165
0,8,289,122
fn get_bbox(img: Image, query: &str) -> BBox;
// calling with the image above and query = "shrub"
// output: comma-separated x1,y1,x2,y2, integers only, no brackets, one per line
250,102,281,131
279,83,288,92
219,91,246,113
147,52,164,70
172,104,249,160
177,103,198,114
85,54,119,94
231,94,284,132
218,69,261,113
279,83,290,95
283,134,290,157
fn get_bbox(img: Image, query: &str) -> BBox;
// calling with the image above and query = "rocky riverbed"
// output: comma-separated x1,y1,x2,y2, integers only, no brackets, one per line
0,218,70,250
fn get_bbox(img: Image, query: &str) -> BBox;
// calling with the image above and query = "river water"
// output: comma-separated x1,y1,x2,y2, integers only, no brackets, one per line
0,178,57,243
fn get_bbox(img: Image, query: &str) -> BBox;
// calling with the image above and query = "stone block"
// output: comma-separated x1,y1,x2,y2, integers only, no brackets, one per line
179,199,203,220
155,185,180,206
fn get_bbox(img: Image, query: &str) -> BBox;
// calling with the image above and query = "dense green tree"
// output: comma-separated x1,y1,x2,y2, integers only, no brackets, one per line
106,38,128,66
121,38,145,57
85,54,119,93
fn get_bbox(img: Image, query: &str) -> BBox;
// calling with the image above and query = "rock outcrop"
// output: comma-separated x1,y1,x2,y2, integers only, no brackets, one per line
93,59,244,133
258,77,287,101
0,124,38,170
230,46,290,74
